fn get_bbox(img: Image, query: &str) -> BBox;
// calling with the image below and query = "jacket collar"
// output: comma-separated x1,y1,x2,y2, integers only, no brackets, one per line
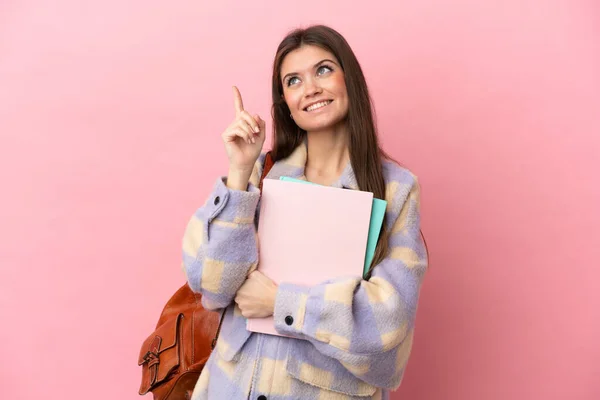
266,139,359,191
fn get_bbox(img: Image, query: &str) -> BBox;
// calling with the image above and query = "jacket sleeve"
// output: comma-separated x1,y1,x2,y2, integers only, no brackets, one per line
181,154,266,310
273,173,428,390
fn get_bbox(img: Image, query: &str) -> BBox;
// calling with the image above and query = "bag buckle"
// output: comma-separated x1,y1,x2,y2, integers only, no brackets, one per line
142,350,160,367
142,336,162,367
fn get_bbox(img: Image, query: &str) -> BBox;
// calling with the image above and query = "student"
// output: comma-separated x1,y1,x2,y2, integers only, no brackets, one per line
182,24,428,400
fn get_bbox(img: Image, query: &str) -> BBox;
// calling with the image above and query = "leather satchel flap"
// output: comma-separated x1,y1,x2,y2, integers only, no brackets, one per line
138,313,183,394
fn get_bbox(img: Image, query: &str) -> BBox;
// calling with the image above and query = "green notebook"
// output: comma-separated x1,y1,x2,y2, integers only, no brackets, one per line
279,176,387,278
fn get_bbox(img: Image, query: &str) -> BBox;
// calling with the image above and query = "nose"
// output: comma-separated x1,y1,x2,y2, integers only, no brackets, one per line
303,77,322,98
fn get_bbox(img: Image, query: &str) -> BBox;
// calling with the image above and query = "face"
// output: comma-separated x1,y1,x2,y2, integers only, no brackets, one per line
280,45,349,132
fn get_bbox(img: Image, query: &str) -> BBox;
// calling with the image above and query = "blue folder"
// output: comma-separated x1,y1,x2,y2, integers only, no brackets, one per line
279,176,387,278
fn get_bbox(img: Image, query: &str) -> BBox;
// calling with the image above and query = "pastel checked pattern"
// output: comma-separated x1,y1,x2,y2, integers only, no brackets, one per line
181,142,427,399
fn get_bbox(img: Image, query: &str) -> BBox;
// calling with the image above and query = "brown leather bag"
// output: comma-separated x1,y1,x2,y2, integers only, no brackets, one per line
138,152,274,399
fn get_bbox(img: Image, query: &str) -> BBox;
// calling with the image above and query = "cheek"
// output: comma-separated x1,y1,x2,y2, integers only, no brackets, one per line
284,91,301,108
330,74,348,97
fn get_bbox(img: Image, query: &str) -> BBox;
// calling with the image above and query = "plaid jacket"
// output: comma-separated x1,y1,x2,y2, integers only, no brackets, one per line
182,142,428,399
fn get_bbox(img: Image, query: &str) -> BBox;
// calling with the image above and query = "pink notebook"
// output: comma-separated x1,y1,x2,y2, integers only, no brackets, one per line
246,178,373,336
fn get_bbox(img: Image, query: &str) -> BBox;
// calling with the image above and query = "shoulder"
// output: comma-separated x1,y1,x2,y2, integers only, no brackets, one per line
382,158,419,191
256,151,269,171
381,158,420,213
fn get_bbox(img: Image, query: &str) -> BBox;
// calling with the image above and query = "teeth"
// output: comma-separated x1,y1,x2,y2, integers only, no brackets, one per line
306,101,331,111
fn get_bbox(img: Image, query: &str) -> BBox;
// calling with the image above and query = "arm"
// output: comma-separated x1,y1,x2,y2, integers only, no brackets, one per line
273,175,428,389
181,154,266,310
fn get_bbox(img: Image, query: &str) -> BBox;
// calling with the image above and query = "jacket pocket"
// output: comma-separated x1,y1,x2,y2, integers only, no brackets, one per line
285,339,377,397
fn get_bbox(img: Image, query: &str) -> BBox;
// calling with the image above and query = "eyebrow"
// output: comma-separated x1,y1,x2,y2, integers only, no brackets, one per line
282,59,338,84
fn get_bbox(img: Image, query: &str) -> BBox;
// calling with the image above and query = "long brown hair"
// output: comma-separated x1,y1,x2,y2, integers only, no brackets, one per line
270,25,390,278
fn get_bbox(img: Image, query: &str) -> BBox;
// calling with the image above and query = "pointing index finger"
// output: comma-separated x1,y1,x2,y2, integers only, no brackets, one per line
232,86,244,115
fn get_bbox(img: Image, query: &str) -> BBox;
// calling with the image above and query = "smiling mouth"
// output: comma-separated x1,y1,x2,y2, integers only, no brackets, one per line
304,100,333,112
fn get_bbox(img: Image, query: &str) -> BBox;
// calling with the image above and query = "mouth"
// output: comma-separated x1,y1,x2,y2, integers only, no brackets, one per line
303,100,333,112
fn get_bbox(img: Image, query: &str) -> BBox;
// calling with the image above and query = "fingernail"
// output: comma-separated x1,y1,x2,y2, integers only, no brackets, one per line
254,126,260,133
252,137,256,144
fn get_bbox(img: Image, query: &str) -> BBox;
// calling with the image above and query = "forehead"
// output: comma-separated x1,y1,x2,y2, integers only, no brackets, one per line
280,45,338,75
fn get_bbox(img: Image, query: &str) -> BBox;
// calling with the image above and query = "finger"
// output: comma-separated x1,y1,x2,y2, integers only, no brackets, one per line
222,128,242,143
238,119,257,143
239,111,260,135
236,121,256,144
223,128,253,145
254,114,266,135
249,270,260,278
232,86,244,115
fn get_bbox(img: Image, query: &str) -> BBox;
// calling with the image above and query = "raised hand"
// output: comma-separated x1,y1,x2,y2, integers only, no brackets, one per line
222,86,266,173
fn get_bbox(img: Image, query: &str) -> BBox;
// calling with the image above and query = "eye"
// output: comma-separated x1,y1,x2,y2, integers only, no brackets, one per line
286,76,300,87
317,65,333,75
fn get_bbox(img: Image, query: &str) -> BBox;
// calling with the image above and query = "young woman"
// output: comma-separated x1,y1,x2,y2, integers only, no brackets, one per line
182,24,428,400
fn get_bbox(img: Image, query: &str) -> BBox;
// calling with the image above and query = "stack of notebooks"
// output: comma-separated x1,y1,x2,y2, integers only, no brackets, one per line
246,177,387,336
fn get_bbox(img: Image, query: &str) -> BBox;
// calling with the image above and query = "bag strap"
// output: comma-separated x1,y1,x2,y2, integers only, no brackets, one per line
210,151,274,349
259,151,274,191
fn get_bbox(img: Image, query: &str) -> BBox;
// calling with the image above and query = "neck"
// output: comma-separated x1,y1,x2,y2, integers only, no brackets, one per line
305,123,350,183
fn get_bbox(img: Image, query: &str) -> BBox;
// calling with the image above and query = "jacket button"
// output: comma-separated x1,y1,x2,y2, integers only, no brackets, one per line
285,316,294,326
257,396,267,400
213,196,220,205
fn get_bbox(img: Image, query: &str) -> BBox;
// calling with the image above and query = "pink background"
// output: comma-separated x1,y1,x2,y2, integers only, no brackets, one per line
1,1,599,399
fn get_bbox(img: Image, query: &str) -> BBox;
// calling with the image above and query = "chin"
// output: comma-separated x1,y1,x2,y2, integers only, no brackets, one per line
299,115,347,132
